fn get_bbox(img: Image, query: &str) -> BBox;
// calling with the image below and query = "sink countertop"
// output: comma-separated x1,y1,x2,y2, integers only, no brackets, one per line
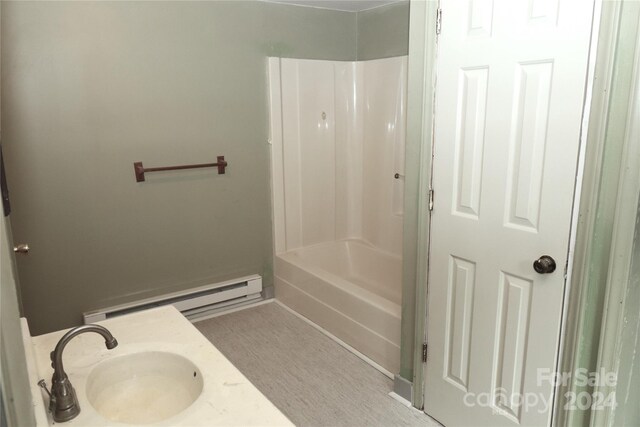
22,306,293,426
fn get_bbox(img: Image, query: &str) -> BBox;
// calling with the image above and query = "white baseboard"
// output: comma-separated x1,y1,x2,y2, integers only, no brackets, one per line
393,374,413,402
190,298,274,323
388,391,412,407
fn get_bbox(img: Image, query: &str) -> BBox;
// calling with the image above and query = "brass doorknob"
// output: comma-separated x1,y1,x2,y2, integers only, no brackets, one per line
533,255,556,274
13,243,29,255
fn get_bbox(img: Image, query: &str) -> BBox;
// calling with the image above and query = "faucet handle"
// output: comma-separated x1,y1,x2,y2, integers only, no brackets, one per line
38,379,56,413
37,379,52,397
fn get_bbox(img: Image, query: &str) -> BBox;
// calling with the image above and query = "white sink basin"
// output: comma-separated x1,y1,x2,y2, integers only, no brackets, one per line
86,351,204,424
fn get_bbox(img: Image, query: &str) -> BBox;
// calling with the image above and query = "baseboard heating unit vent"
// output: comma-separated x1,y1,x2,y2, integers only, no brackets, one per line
83,274,262,324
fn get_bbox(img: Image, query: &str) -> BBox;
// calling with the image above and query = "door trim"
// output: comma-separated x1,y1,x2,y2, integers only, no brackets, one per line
590,24,640,424
404,0,439,409
554,1,640,426
551,0,611,425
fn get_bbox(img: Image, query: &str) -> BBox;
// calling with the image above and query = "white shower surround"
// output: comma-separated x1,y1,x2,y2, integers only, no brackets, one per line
268,56,407,373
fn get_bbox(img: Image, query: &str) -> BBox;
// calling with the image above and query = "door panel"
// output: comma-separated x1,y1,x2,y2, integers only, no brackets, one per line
424,0,595,425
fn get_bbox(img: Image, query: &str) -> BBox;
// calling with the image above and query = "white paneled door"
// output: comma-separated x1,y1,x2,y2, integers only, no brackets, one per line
424,0,595,425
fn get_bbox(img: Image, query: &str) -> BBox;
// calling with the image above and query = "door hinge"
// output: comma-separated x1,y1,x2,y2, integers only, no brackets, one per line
436,8,442,35
428,189,434,212
422,343,428,362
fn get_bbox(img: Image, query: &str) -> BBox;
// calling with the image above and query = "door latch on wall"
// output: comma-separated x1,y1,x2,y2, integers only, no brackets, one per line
422,343,428,362
436,8,442,35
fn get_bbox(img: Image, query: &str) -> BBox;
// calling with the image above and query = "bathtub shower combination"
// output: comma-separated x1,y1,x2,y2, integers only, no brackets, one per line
268,56,407,373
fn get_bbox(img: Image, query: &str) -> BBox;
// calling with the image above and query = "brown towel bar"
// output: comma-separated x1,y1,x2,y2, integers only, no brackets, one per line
134,155,227,182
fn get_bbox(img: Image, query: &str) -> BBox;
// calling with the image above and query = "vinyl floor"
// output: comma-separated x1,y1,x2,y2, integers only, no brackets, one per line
194,302,440,427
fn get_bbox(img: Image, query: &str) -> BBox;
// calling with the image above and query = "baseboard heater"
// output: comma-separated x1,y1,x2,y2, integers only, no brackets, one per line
83,274,263,324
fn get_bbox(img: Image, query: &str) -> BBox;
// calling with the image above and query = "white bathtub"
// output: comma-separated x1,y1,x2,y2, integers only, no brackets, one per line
275,239,401,374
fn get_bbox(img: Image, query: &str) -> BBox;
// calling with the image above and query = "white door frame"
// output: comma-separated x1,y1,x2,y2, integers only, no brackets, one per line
555,2,640,426
405,0,440,408
590,20,640,424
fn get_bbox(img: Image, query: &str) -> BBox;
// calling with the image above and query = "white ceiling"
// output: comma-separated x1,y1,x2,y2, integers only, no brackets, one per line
264,0,402,12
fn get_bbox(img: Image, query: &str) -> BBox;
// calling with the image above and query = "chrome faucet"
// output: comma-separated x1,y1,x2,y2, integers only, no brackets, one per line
44,324,118,422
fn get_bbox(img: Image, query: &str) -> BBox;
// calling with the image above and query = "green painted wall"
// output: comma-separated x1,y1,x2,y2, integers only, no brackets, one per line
357,1,410,60
0,1,358,335
266,3,357,60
